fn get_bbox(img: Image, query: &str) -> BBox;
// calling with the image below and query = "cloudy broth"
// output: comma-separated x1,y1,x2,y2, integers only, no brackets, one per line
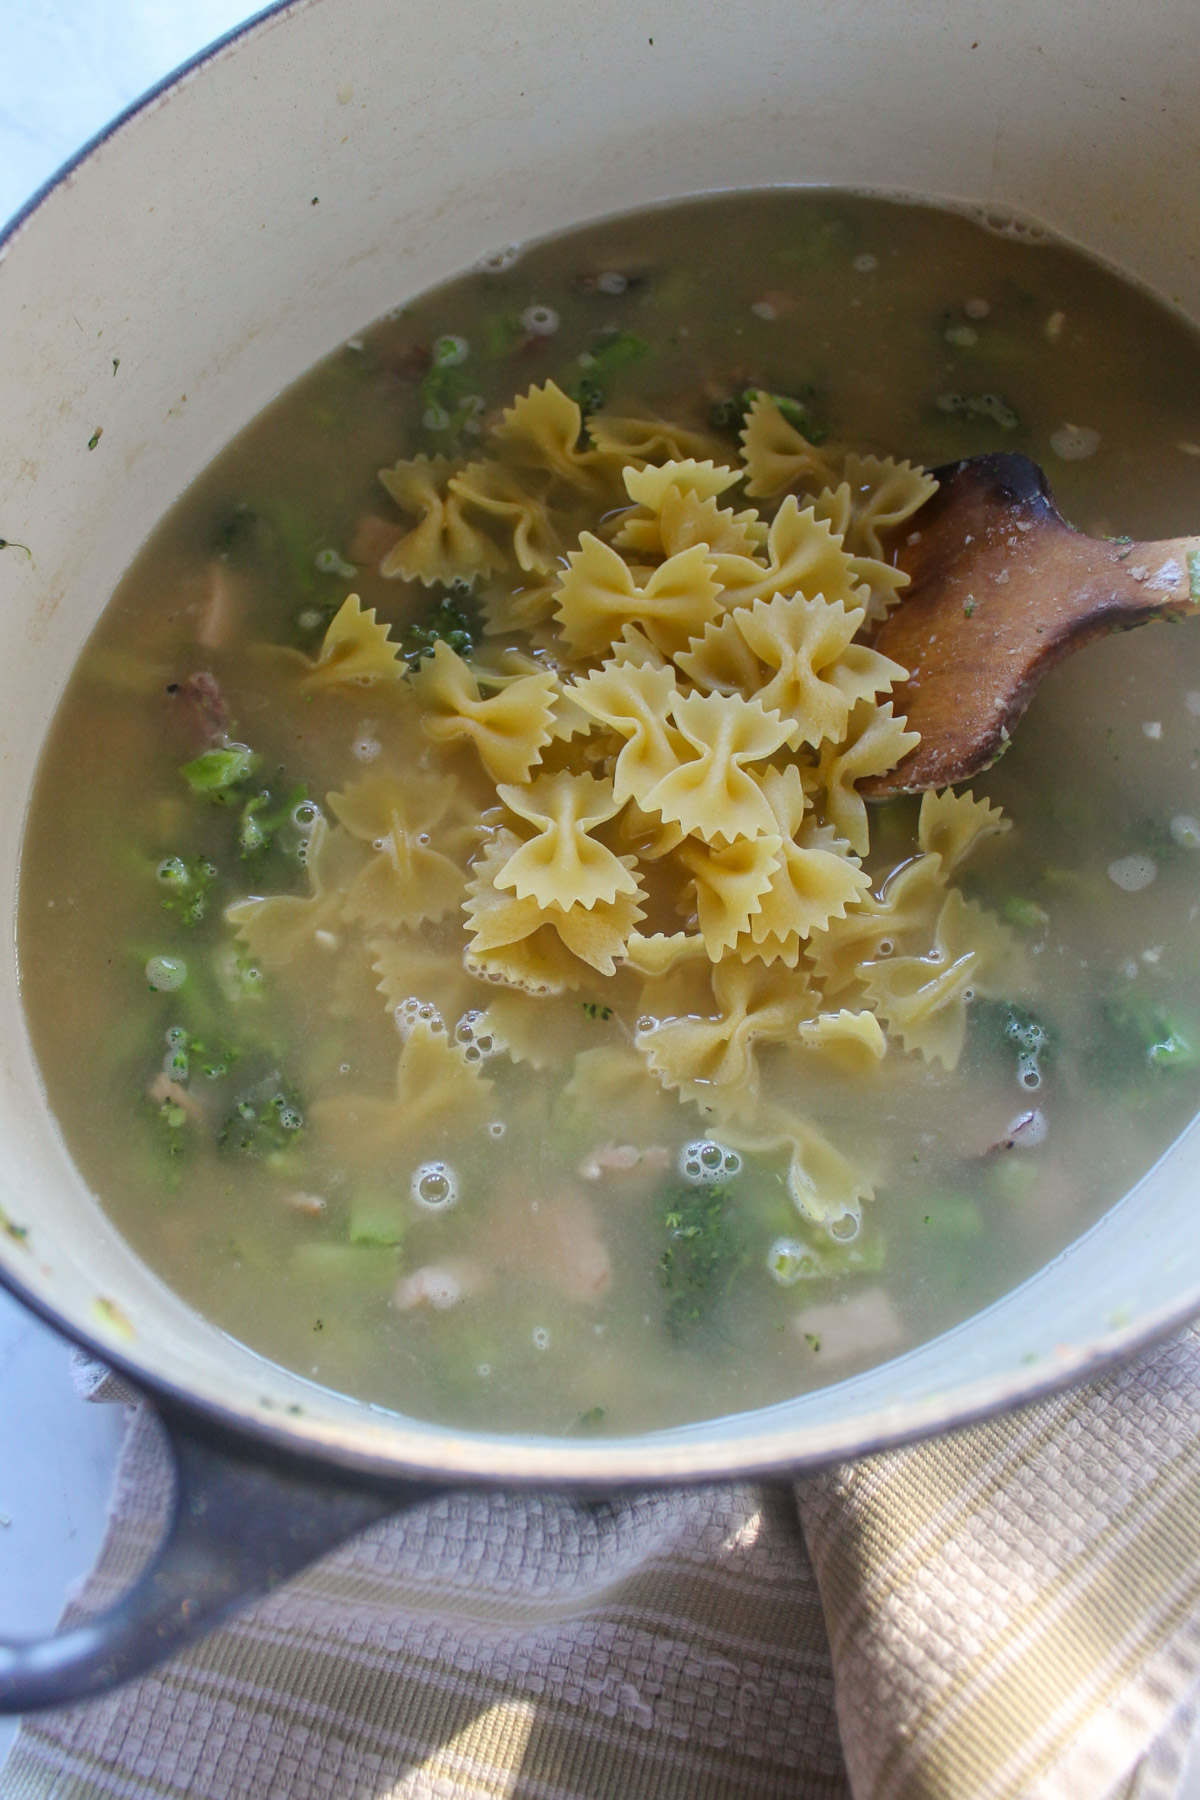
19,191,1200,1435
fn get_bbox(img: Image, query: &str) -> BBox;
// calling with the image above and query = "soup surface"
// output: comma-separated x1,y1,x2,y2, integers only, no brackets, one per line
19,191,1200,1435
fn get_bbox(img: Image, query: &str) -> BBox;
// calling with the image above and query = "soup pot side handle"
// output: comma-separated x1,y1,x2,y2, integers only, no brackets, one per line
0,1398,440,1715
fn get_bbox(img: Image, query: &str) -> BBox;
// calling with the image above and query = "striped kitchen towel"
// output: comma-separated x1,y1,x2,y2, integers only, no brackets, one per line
3,1322,1200,1800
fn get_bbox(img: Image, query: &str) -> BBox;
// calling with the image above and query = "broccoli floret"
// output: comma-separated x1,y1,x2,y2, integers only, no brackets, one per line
708,386,826,443
1103,994,1199,1070
564,330,652,409
156,855,216,928
238,785,311,858
180,744,257,802
403,583,478,668
657,1186,744,1339
218,1076,305,1159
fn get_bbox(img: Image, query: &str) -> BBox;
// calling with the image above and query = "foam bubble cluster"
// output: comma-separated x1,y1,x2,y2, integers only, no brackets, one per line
679,1140,742,1185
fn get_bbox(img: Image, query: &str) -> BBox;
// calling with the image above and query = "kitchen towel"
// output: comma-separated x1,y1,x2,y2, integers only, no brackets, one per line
2,1323,1200,1800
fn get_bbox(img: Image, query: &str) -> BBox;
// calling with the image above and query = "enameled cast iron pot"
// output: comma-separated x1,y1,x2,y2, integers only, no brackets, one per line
3,0,1200,1715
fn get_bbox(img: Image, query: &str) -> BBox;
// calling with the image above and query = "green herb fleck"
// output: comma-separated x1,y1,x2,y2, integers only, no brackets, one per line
963,597,976,618
0,538,32,558
87,427,103,451
582,1001,613,1022
804,1333,821,1352
577,1405,607,1429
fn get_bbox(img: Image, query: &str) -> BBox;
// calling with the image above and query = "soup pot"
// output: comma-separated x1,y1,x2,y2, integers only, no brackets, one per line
3,0,1200,1717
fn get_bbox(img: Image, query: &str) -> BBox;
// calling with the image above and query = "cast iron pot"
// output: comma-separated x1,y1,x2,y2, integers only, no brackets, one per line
2,0,1200,1717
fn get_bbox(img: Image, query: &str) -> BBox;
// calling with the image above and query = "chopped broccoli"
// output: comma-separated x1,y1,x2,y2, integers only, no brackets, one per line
934,391,1021,431
657,1186,743,1338
238,784,310,857
348,1200,407,1248
708,386,826,443
156,855,216,928
180,744,256,801
402,584,478,668
1103,994,1199,1070
218,1076,305,1158
564,330,651,409
1002,896,1050,932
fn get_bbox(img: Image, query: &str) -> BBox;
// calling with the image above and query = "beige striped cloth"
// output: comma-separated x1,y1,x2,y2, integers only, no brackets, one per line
4,1323,1200,1800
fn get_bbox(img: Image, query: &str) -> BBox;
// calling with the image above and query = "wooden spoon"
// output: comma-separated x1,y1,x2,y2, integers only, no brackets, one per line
863,452,1200,796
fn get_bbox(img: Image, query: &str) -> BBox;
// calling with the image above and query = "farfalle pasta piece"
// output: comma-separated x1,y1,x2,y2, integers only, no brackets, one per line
411,640,557,782
495,771,638,911
674,612,766,696
719,1099,872,1227
614,461,765,559
862,888,1021,1070
609,623,669,669
797,1009,887,1075
473,988,601,1072
734,593,904,750
641,691,792,843
807,851,948,996
710,497,869,614
275,595,405,691
636,956,815,1098
479,578,560,637
740,766,871,964
622,931,709,976
568,662,688,808
462,832,584,995
615,799,686,863
587,413,725,467
491,381,610,492
740,393,842,500
371,931,488,1027
815,700,921,855
449,461,561,574
555,534,722,658
917,787,1010,874
313,1015,494,1156
809,483,911,621
675,832,783,957
825,453,938,561
226,819,363,969
378,454,501,585
327,771,475,931
464,829,642,990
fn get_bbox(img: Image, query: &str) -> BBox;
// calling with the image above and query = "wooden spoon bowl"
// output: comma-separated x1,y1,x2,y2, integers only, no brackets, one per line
865,453,1200,795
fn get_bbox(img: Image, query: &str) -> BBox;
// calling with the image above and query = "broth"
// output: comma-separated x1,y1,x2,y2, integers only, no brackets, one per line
18,191,1200,1435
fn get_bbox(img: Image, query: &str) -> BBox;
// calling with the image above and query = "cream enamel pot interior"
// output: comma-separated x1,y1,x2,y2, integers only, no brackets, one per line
3,0,1200,1711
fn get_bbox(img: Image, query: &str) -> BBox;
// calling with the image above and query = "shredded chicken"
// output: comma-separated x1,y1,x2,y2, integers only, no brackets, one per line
577,1142,671,1181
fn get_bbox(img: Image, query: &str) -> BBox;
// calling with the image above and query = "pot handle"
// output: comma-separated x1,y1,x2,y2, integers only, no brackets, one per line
0,1395,441,1715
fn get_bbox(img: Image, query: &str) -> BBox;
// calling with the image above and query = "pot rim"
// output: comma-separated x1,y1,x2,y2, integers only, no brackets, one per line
4,0,1199,1490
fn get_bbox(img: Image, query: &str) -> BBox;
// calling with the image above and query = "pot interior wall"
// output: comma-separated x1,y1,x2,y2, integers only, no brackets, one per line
1,0,1199,1481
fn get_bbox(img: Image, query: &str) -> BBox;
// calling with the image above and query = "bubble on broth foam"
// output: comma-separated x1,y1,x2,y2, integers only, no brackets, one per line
412,1161,457,1211
520,304,560,337
532,1327,550,1351
971,203,1048,244
395,996,446,1039
454,1010,496,1061
478,243,521,274
145,955,186,992
1050,423,1100,462
679,1140,742,1185
1108,854,1158,892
